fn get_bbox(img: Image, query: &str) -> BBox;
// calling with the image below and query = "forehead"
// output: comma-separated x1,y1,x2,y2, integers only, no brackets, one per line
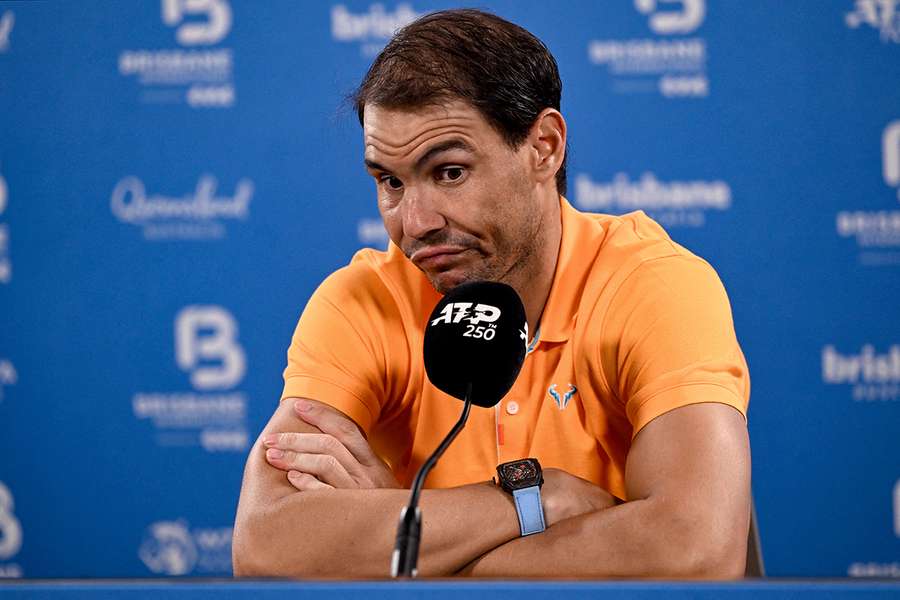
362,101,494,163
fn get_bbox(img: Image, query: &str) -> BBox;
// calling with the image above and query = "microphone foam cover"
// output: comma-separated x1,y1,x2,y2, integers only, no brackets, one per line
423,281,527,408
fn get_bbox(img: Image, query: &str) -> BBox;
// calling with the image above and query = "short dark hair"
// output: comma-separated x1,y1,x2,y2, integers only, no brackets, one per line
353,9,567,195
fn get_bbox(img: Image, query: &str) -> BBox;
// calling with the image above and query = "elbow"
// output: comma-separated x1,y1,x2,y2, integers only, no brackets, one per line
658,506,748,580
680,530,748,580
231,510,274,578
232,533,265,578
232,497,314,578
232,494,360,578
684,539,746,580
231,543,256,578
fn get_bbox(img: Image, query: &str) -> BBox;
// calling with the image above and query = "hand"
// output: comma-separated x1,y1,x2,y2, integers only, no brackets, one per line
263,399,401,491
540,468,617,527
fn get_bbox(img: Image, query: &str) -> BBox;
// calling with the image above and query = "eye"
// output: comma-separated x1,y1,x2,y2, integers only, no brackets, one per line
379,175,404,191
437,166,466,183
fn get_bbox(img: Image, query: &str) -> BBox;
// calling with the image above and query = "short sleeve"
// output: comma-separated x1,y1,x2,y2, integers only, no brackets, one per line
282,262,408,434
601,255,750,438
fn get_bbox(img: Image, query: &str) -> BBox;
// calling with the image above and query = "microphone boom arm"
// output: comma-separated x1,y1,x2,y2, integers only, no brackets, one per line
391,382,474,578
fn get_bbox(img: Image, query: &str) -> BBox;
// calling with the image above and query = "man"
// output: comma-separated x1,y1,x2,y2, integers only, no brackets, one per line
233,9,750,579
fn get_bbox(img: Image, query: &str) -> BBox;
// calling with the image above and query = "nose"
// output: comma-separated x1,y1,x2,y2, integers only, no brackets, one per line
402,186,446,241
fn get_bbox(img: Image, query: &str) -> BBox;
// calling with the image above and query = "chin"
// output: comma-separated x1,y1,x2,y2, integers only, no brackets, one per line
430,268,507,295
428,271,474,295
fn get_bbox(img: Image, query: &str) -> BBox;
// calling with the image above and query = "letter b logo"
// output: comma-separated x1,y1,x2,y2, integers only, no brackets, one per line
634,0,705,35
175,305,245,390
883,120,900,198
0,482,22,561
162,0,231,46
0,172,7,215
894,479,900,538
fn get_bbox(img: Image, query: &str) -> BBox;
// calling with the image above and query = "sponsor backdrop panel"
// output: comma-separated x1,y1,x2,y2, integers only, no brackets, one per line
0,0,898,579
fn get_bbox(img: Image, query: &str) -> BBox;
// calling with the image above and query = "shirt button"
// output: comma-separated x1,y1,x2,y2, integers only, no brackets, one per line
506,401,519,415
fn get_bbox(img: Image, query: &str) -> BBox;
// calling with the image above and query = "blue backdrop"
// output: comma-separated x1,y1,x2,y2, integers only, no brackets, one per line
0,0,898,580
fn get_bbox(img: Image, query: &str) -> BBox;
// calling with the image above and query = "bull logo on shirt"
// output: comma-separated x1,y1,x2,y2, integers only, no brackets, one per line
548,383,577,410
430,302,501,327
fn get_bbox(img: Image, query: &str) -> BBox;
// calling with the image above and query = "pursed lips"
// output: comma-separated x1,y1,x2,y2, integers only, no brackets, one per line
410,246,470,270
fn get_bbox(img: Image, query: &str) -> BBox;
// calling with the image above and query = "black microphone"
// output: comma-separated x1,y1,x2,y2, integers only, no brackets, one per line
391,280,528,578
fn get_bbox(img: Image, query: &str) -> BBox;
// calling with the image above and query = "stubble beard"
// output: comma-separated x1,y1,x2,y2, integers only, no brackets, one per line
429,208,543,297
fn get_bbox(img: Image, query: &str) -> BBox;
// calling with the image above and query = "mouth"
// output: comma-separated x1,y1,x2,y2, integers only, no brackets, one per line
410,246,470,271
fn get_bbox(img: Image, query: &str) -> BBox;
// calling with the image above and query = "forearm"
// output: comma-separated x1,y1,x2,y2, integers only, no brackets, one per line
233,481,520,578
461,498,747,579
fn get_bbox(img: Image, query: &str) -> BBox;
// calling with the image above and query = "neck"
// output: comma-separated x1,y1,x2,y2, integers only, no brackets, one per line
514,194,562,339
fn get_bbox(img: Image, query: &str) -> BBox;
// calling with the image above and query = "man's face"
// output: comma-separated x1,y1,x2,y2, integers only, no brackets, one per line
363,101,543,294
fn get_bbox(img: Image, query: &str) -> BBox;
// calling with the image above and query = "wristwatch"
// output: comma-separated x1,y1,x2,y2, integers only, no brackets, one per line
496,458,546,536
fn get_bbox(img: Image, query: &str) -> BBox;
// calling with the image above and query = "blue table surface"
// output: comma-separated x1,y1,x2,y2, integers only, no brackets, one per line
0,580,899,599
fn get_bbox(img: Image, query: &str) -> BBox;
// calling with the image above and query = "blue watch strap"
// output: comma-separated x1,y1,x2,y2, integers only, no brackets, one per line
512,485,546,536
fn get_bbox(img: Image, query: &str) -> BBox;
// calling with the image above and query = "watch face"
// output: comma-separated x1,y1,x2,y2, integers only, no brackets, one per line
497,458,543,491
503,461,536,482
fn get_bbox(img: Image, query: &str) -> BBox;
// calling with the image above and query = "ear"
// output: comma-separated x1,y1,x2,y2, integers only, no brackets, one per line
526,108,567,187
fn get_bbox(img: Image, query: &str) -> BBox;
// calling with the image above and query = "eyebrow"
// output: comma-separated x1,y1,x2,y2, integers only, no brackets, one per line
364,139,475,174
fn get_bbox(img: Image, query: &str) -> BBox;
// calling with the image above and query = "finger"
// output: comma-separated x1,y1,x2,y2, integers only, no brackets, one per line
264,446,291,472
266,448,356,488
287,470,333,492
265,432,359,476
293,400,379,466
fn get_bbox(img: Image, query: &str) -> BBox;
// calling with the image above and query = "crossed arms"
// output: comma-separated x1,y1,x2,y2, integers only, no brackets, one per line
232,397,750,578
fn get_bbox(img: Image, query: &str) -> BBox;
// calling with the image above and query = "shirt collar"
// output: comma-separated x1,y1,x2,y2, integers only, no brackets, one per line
534,197,606,344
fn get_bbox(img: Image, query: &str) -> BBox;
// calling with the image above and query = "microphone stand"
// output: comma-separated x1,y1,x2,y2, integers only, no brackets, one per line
391,382,473,578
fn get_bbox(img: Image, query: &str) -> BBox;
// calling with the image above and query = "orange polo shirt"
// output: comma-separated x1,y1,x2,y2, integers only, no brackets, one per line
282,198,749,500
